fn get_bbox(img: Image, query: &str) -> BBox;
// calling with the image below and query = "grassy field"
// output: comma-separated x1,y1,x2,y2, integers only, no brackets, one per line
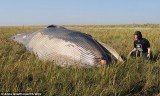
0,24,160,96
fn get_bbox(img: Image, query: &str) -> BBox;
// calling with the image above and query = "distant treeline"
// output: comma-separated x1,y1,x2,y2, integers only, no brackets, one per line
1,24,160,28
64,24,160,28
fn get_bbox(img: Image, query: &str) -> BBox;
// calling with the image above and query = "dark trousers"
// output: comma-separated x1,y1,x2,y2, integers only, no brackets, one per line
130,50,152,60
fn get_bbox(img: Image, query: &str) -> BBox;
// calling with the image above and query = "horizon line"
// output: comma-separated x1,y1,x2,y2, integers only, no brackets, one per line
0,23,160,27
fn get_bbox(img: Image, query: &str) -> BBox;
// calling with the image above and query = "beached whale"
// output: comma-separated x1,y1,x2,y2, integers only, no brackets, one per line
10,25,123,66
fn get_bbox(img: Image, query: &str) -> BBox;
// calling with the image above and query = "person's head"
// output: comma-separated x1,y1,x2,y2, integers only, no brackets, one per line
134,31,142,40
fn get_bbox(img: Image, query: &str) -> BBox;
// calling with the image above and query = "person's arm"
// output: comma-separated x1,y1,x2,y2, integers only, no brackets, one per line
127,48,137,58
147,48,151,58
128,41,137,56
129,48,136,55
147,48,151,54
146,39,151,58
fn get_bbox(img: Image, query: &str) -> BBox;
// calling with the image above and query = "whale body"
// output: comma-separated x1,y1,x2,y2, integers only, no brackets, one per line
11,25,123,66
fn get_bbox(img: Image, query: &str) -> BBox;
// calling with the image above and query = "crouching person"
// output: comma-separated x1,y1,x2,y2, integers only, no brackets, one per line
128,31,152,60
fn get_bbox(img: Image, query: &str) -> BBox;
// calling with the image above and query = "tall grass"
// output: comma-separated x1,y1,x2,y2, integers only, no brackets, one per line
0,25,160,95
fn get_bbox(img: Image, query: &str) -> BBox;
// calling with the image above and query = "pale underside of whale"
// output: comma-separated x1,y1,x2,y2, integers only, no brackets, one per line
11,25,123,66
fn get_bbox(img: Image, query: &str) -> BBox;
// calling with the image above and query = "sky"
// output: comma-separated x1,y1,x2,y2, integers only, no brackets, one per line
0,0,160,26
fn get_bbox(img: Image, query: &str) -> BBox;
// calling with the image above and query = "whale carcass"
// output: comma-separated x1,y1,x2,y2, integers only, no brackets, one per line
10,25,123,66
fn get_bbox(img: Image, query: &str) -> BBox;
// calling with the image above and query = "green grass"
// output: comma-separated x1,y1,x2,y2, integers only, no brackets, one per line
0,25,160,96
